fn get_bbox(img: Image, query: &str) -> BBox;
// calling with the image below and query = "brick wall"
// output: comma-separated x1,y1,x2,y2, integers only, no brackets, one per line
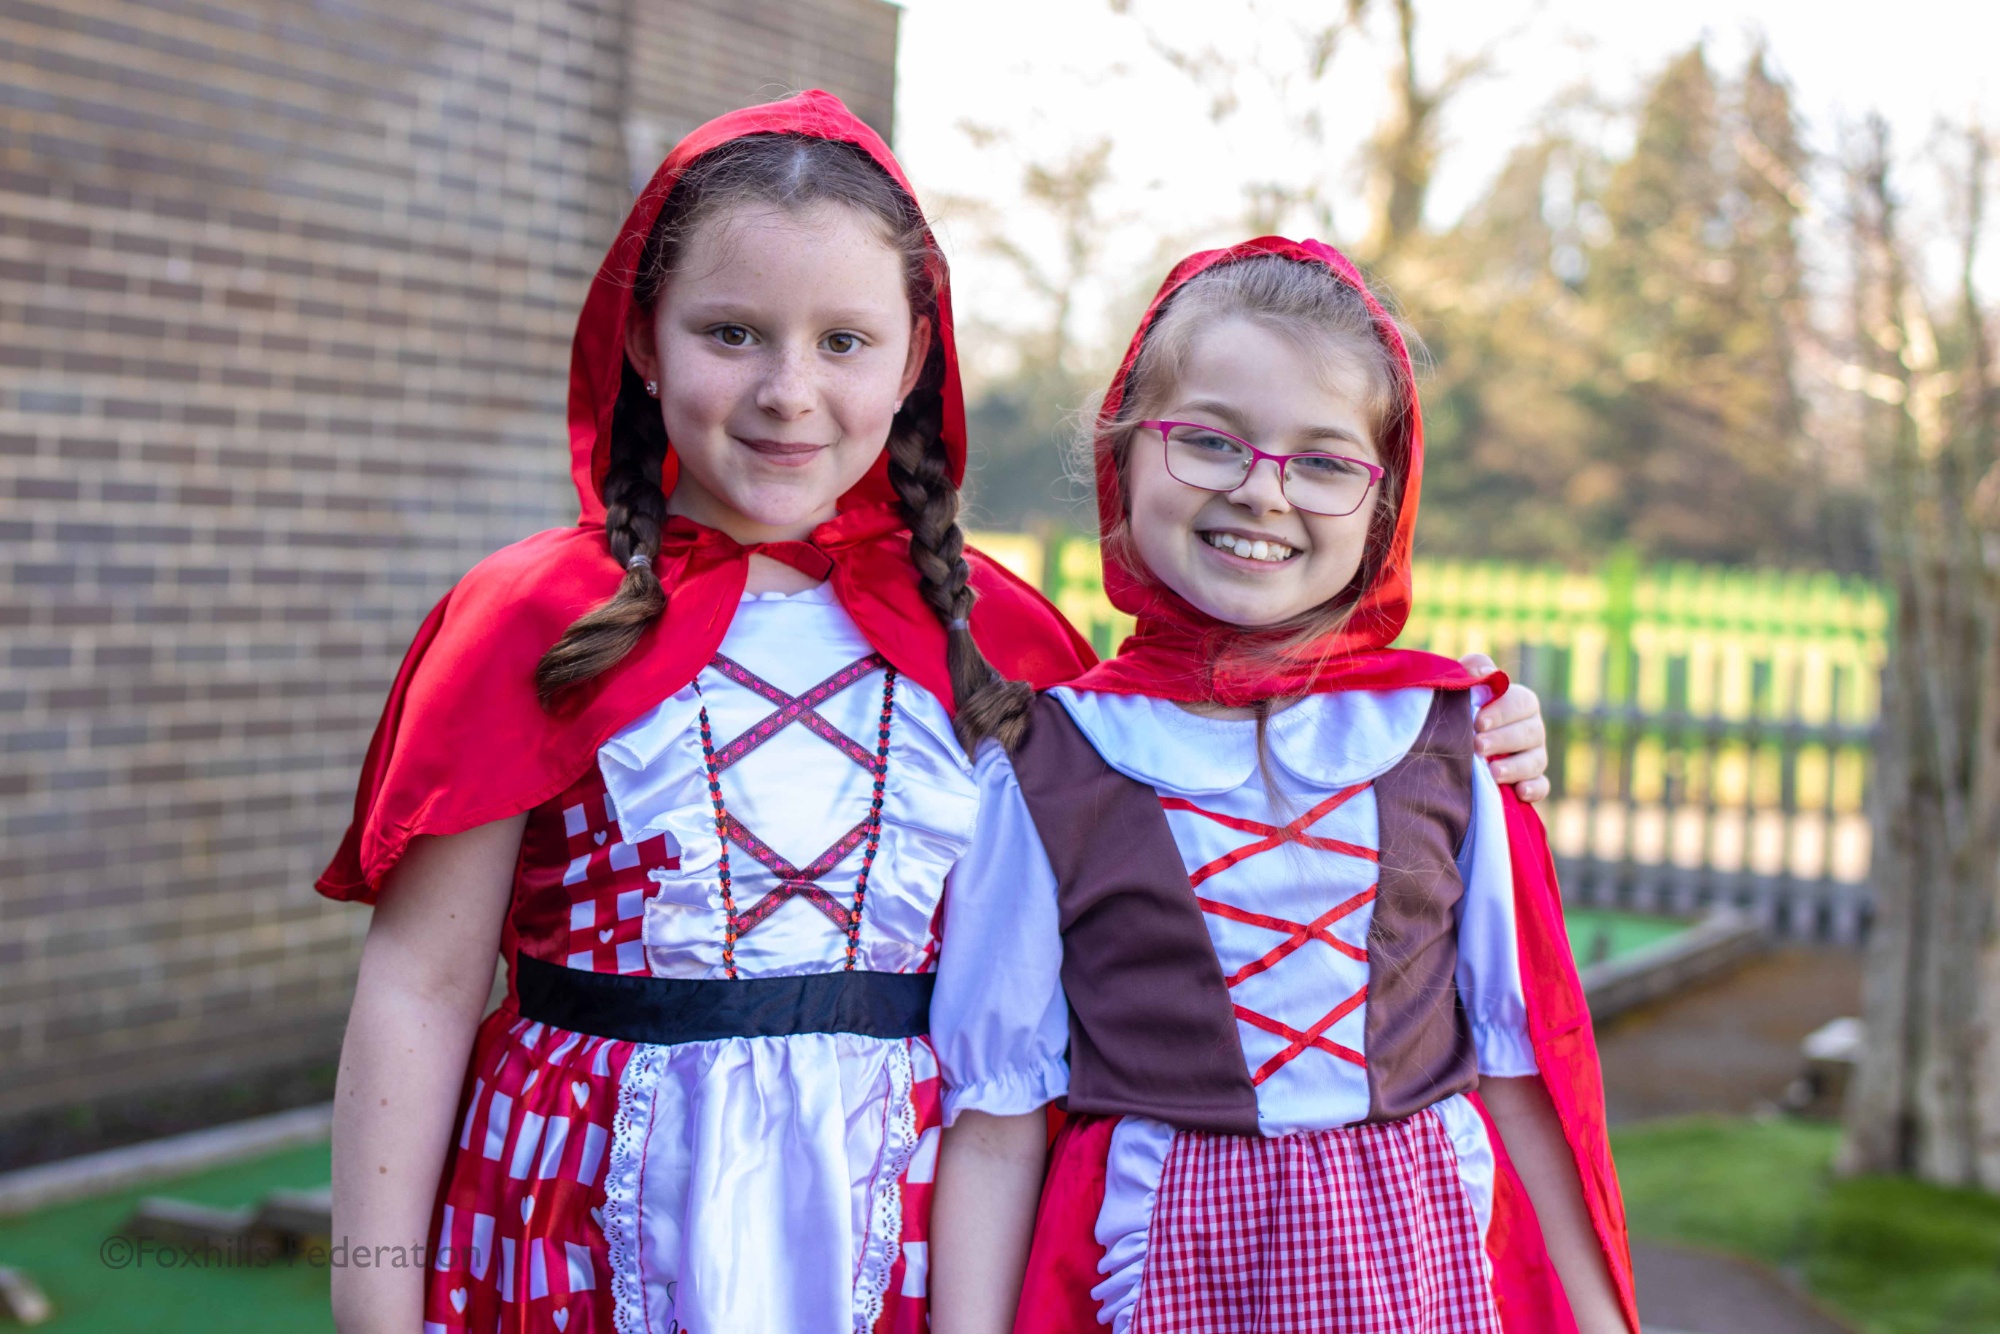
0,0,898,1139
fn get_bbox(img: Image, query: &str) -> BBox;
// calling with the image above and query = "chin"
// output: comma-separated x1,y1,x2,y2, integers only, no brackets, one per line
1183,587,1300,630
759,501,835,532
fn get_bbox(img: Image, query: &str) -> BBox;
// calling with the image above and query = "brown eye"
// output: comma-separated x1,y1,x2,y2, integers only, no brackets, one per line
712,324,751,347
823,331,861,354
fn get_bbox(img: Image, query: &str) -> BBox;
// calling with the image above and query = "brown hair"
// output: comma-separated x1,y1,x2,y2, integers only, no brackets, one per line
533,132,1031,750
1101,254,1418,692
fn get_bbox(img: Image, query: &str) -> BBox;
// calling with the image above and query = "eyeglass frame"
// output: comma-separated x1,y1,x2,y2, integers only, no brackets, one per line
1136,419,1386,518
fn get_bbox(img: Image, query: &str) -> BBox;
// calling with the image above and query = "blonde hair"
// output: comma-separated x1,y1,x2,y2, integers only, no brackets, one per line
1098,254,1419,693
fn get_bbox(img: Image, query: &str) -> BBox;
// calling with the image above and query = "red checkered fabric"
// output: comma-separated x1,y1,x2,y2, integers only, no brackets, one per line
510,764,679,978
1132,1110,1502,1334
874,1037,944,1334
426,1013,632,1334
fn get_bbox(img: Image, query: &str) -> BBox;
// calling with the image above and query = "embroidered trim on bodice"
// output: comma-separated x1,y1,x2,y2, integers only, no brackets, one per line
695,652,896,978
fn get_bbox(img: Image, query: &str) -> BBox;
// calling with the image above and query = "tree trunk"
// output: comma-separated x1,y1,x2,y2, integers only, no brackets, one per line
1841,121,2000,1187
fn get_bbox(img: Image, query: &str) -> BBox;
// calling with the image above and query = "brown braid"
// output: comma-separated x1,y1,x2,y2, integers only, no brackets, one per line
534,363,670,704
884,336,1037,752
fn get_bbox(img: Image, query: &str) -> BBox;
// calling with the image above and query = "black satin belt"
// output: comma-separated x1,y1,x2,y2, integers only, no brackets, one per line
514,953,934,1045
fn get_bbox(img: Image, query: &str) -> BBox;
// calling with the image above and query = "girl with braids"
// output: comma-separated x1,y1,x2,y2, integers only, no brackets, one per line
926,241,1636,1334
320,94,1553,1334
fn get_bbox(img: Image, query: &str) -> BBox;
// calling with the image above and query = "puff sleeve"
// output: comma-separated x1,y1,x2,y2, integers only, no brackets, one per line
929,742,1071,1125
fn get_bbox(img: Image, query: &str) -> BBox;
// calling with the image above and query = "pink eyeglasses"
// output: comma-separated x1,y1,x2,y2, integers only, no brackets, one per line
1139,420,1385,517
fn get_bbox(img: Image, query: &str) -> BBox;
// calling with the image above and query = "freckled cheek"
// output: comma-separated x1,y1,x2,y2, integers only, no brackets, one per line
820,372,901,447
657,345,758,433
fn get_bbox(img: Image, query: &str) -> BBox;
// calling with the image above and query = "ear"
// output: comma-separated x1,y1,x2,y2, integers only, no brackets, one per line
898,314,933,404
625,301,662,386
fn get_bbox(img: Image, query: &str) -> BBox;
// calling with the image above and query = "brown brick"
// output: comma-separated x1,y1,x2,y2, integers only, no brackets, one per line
0,0,900,1133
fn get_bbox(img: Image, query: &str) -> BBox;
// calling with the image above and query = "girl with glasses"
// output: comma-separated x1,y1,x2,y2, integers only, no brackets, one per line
926,240,1636,1334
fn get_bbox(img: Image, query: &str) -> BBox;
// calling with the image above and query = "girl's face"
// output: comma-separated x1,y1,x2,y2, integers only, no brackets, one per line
1124,317,1385,629
626,201,931,544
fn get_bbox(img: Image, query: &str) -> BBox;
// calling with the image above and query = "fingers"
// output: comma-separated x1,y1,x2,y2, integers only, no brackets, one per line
1475,680,1542,733
1485,744,1549,790
1473,714,1546,759
1460,655,1553,802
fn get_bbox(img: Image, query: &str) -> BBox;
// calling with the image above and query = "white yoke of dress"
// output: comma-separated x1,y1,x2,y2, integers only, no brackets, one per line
589,582,983,1333
931,687,1538,1334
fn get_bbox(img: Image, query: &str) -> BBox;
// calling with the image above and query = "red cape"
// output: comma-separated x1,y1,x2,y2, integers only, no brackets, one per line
1035,237,1636,1331
318,91,1093,900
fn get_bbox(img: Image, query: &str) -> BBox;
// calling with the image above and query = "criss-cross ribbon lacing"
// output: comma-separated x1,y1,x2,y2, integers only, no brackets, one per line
1162,782,1379,1084
695,652,895,978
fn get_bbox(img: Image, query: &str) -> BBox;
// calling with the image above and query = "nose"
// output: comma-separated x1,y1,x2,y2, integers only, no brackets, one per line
755,344,816,420
1226,456,1291,515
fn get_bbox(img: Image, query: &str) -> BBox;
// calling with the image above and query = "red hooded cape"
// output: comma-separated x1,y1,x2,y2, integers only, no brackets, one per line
1016,238,1636,1333
317,91,1093,901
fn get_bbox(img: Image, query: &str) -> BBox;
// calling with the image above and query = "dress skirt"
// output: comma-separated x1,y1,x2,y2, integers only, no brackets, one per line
422,1004,941,1334
1017,1108,1503,1334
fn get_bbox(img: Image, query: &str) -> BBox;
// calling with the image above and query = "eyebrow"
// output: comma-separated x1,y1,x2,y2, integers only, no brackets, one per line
675,298,898,328
1177,399,1368,450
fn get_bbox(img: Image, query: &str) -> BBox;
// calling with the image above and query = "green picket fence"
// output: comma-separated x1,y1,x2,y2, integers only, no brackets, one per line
975,533,1887,942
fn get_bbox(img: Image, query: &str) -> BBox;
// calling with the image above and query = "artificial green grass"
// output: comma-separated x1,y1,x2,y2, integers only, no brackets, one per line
0,1140,333,1332
1614,1116,2000,1334
1564,906,1688,963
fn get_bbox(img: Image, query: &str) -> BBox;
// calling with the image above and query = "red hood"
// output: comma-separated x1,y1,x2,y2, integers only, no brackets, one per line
1073,236,1471,705
316,92,1091,901
565,88,968,522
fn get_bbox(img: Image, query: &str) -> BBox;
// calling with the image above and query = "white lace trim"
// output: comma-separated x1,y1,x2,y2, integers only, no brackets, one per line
604,1044,661,1334
851,1040,920,1331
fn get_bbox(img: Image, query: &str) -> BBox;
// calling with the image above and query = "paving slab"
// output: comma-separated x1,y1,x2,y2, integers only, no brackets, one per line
1634,1239,1853,1334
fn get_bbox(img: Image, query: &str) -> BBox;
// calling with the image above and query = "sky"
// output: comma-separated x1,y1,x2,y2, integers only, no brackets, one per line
892,0,2000,384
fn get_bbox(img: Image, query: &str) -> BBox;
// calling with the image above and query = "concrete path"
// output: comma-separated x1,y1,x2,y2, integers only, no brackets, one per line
1596,945,1861,1123
1635,1239,1854,1334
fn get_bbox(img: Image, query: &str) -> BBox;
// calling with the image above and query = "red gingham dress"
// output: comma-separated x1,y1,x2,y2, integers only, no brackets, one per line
420,589,968,1334
1133,1113,1501,1334
420,762,945,1334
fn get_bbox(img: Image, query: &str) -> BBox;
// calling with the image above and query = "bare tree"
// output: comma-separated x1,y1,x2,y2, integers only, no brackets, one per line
942,130,1115,378
1106,0,1493,256
1840,117,2000,1187
1363,0,1495,258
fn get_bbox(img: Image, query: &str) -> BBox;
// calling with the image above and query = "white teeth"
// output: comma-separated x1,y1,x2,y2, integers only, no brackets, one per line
1203,532,1294,562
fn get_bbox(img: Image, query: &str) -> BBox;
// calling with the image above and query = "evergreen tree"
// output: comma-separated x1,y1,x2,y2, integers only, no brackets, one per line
1409,45,1869,570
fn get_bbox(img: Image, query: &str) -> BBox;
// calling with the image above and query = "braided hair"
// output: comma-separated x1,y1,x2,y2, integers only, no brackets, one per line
536,132,1033,752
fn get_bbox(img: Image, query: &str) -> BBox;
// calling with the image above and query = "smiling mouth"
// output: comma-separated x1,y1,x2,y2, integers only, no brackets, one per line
737,436,829,460
1202,531,1298,563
